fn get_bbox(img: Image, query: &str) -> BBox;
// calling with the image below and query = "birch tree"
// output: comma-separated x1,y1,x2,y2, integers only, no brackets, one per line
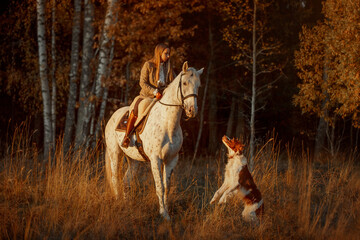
36,0,53,159
88,0,118,146
222,0,281,171
63,0,82,153
75,0,95,149
51,0,57,146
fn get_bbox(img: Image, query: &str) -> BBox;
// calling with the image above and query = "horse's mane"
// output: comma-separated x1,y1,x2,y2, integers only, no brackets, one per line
163,67,197,96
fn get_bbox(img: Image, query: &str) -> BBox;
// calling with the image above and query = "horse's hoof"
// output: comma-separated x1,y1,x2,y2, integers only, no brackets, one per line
160,211,171,221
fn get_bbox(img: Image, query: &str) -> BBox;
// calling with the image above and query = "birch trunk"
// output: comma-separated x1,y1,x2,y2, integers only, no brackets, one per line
249,0,257,172
36,0,53,159
75,0,94,149
89,0,117,145
51,0,56,146
93,39,115,146
63,0,81,153
94,0,117,99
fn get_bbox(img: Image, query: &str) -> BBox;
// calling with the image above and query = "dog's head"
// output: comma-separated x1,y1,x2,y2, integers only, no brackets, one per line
222,135,245,157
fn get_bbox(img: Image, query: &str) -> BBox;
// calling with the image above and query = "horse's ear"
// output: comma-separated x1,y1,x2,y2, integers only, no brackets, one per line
197,68,204,75
182,61,188,73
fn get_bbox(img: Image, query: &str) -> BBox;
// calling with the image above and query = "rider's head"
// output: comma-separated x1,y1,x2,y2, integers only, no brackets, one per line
152,43,174,82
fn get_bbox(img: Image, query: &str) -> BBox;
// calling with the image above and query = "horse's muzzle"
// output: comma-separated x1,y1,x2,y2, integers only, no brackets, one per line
185,106,197,118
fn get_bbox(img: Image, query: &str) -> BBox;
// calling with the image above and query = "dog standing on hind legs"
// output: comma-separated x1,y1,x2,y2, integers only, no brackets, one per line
210,135,264,223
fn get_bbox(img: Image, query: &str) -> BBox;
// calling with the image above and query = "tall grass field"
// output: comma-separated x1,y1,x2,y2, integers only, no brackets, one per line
1,124,360,239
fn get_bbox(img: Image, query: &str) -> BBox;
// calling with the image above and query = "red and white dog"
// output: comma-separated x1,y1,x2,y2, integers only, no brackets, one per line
210,135,264,223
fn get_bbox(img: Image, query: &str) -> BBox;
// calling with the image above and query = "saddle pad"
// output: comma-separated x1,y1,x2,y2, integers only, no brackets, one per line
115,108,151,134
115,111,129,132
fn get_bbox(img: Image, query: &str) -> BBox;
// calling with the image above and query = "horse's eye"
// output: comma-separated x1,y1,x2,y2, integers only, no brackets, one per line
183,81,187,86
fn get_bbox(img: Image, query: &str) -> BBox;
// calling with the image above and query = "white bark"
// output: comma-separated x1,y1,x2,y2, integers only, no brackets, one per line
75,0,95,149
249,0,257,172
94,39,115,146
36,0,53,159
64,0,82,153
89,0,117,146
94,0,117,98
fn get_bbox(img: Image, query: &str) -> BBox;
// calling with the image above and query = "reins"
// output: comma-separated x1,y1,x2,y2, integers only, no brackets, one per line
159,72,198,108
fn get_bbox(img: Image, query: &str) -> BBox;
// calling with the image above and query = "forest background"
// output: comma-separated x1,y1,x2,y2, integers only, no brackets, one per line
0,0,359,160
1,0,360,239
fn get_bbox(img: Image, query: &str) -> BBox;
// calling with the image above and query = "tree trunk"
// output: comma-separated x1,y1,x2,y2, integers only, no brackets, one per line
93,38,115,146
51,0,57,146
226,96,236,136
236,95,245,137
315,57,330,157
36,0,53,160
208,88,218,154
249,0,257,172
64,0,82,153
75,0,94,149
89,0,118,145
94,0,117,99
193,17,213,162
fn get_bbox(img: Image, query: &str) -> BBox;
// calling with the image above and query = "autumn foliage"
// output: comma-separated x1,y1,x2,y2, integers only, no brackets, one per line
295,0,360,127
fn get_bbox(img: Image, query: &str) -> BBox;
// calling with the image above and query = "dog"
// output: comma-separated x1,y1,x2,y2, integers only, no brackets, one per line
210,135,264,223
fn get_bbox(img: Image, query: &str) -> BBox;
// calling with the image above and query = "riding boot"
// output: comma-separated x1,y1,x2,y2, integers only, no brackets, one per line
121,111,137,148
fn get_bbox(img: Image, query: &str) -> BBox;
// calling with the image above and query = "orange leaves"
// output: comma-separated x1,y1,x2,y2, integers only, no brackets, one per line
108,0,202,88
294,0,360,127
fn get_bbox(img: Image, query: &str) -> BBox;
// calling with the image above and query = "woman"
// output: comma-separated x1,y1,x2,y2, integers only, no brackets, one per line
121,43,176,148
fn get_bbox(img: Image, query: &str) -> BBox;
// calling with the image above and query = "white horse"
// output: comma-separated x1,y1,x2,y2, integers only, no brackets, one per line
105,62,203,220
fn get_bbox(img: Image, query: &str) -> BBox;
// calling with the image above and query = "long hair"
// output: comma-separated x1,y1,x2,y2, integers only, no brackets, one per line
151,43,174,83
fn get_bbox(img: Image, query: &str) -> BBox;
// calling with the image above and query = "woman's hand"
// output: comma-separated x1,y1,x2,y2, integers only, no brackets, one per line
155,92,162,100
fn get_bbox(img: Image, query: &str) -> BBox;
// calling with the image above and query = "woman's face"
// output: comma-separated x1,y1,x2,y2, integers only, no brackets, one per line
161,48,170,63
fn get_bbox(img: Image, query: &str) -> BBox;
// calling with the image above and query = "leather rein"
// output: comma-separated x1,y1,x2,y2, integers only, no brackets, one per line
159,72,198,109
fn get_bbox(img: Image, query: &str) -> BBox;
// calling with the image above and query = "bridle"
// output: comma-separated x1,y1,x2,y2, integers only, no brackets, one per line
159,72,198,109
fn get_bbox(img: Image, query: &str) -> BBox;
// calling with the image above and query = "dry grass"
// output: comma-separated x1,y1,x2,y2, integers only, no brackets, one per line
1,125,360,239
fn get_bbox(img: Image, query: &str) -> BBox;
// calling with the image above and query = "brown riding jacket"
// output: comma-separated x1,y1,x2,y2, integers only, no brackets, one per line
139,61,175,97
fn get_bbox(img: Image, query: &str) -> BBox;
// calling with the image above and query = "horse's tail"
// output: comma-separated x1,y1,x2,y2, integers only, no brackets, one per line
105,148,113,192
105,144,124,197
104,106,129,197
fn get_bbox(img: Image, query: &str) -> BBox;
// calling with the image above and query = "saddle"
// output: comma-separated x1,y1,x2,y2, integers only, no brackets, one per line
115,97,157,162
115,96,156,134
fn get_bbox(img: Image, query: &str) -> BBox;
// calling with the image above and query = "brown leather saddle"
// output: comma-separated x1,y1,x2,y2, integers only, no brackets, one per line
115,98,155,161
115,97,150,134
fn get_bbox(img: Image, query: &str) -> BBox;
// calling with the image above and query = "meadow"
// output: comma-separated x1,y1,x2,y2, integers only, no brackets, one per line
1,124,360,239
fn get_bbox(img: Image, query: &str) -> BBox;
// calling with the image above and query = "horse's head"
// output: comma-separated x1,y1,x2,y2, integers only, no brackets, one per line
180,61,203,118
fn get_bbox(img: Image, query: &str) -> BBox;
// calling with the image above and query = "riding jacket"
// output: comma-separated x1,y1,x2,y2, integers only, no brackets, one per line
139,61,175,97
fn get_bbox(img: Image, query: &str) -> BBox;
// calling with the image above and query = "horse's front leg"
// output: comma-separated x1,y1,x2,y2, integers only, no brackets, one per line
163,155,178,212
150,156,170,220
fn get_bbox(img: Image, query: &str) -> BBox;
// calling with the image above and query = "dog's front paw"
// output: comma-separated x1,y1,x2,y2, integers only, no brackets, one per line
218,195,227,204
